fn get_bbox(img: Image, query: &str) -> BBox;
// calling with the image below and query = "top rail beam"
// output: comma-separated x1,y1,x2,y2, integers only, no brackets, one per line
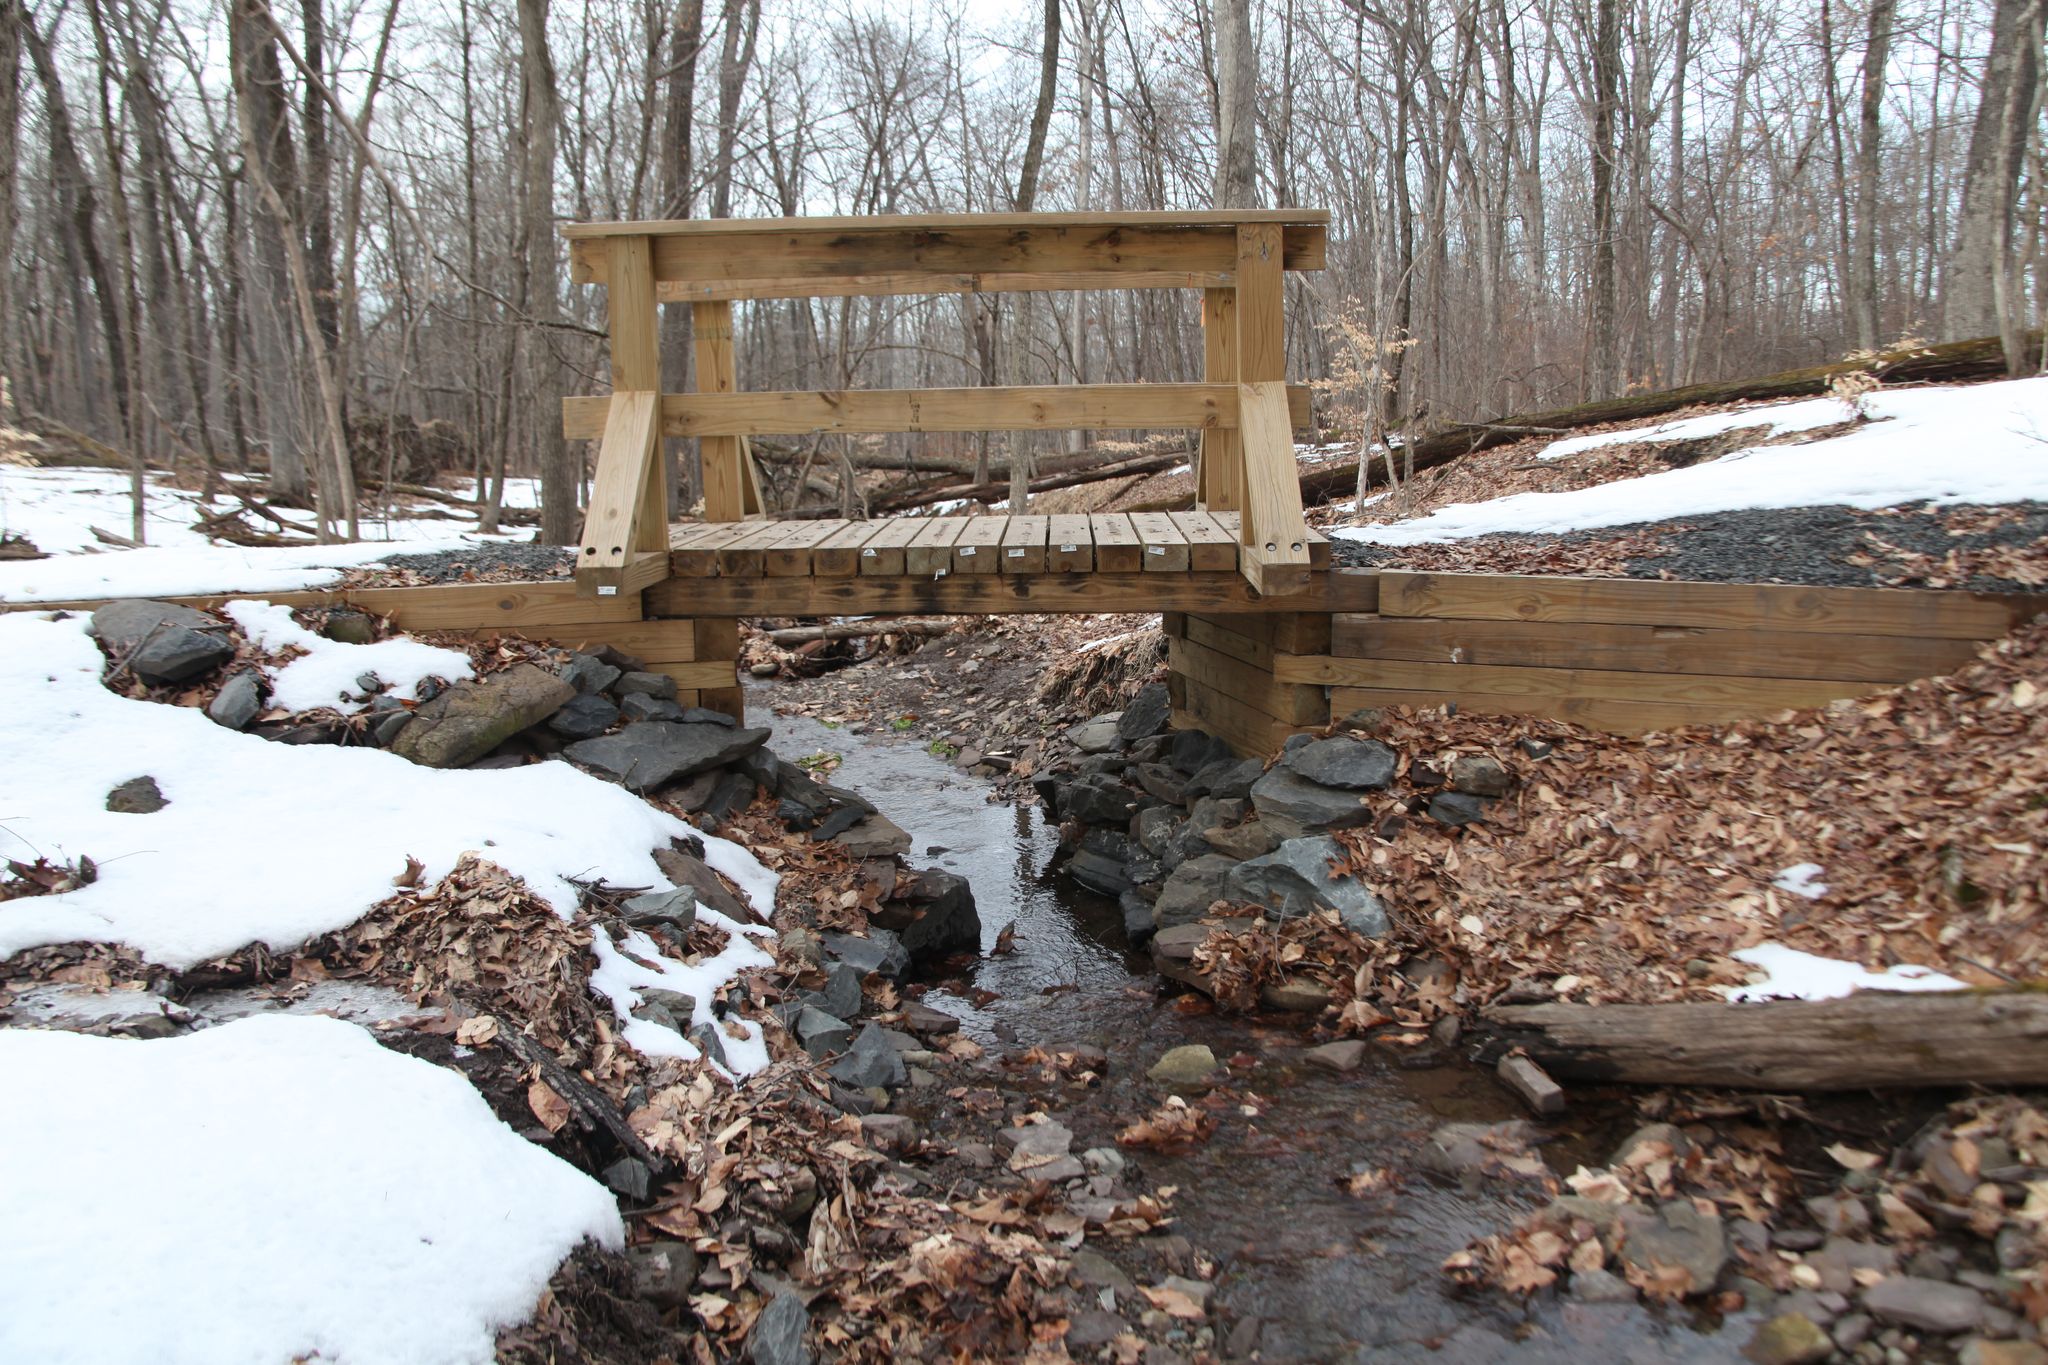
564,209,1330,239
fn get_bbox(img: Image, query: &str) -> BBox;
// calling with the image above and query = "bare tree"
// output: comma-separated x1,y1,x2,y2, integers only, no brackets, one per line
1214,0,1258,208
518,0,577,544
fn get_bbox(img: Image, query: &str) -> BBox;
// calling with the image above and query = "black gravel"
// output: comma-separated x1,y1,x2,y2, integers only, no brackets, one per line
374,544,575,582
1329,501,2048,592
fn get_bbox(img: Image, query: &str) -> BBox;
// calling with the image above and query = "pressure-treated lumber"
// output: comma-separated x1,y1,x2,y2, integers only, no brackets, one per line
950,515,1009,573
692,301,748,522
1483,993,2048,1091
1088,513,1142,572
645,570,1375,618
655,270,1239,303
1000,515,1050,573
1330,614,1993,683
575,390,661,594
565,208,1332,237
1198,287,1242,510
856,518,924,576
1329,685,1772,734
561,385,1315,440
1129,512,1192,572
1173,511,1239,572
1379,570,2046,639
1046,514,1094,572
1235,382,1313,595
1169,635,1326,724
905,516,967,575
1280,655,1871,708
764,618,956,645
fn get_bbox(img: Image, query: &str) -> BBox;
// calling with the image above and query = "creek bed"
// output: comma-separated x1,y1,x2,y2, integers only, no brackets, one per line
762,695,1752,1361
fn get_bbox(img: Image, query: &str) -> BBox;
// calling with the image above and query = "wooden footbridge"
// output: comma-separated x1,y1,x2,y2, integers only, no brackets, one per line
11,210,2043,755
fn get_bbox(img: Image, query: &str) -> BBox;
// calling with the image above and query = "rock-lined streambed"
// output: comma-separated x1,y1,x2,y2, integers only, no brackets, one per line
761,693,1750,1361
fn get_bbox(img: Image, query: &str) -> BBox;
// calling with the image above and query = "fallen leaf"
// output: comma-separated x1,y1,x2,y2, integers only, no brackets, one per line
527,1078,570,1134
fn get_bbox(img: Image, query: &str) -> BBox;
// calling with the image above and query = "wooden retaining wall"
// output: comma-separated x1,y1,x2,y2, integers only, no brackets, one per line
1268,569,2048,735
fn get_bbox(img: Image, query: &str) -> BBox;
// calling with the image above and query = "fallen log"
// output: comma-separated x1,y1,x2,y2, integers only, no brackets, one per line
874,447,1189,514
763,617,956,646
1481,991,2048,1091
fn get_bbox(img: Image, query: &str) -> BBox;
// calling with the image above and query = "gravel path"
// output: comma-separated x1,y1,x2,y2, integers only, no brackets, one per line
1330,501,2048,592
373,544,574,582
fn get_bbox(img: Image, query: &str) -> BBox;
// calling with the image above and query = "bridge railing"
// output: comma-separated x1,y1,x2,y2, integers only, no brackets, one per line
559,210,1329,597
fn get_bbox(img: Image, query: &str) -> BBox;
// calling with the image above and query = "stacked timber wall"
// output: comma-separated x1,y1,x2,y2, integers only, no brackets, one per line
1165,611,1333,754
1274,569,2048,735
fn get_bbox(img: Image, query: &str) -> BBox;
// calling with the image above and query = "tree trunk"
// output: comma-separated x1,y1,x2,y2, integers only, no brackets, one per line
1946,0,2045,343
1483,992,2048,1091
517,0,575,545
1213,0,1258,209
1588,0,1621,399
0,0,19,417
657,0,705,515
1851,0,1896,350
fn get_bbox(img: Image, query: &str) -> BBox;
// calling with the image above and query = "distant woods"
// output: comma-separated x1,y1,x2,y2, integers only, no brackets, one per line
0,0,2042,540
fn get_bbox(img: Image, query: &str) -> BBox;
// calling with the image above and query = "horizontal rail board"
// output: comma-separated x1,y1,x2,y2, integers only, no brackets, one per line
564,209,1332,239
563,385,1313,439
1284,654,1871,708
1329,685,1776,735
646,570,1377,617
655,270,1238,302
1331,614,1989,683
571,223,1325,287
1379,569,2047,639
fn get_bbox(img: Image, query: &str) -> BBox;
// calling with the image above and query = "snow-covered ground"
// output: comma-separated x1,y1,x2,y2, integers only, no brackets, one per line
1334,377,2048,545
0,464,526,602
0,1013,622,1365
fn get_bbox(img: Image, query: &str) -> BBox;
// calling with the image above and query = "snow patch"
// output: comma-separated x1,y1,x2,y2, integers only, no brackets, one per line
588,917,776,1077
222,598,475,714
1537,396,1855,461
1334,377,2048,545
1771,862,1831,900
0,611,692,969
0,1013,620,1365
0,536,490,604
1724,943,1965,1003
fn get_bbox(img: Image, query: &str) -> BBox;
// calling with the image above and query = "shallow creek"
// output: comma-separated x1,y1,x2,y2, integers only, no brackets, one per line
762,703,1754,1362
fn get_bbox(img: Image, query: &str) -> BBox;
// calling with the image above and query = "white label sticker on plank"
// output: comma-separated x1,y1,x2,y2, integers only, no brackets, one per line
1060,544,1079,553
597,586,619,596
959,546,976,557
1146,545,1165,556
1007,548,1026,558
862,548,876,557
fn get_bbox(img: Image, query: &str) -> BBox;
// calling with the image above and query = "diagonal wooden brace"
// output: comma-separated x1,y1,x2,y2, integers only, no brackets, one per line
575,390,668,597
1235,381,1312,596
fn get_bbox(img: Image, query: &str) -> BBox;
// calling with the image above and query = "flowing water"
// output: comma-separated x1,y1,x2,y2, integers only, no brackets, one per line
763,700,1754,1362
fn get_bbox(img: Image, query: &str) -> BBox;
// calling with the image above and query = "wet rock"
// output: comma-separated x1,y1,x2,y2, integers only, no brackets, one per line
1149,922,1212,987
832,813,912,858
544,695,614,736
564,719,770,793
106,776,167,814
750,1293,812,1365
1746,1314,1833,1364
1260,979,1333,1012
1147,1044,1218,1090
651,847,754,924
1121,890,1159,947
1615,1201,1727,1295
1450,754,1512,798
1612,1122,1694,1167
1806,1194,1873,1239
1810,1238,1898,1295
1071,1247,1135,1295
859,1113,919,1154
1066,1311,1128,1350
628,1240,699,1308
871,867,981,962
1202,820,1281,860
796,1007,852,1058
1960,1342,2048,1365
828,1023,907,1089
622,888,697,932
1070,714,1123,754
602,1157,652,1201
899,1000,959,1036
1069,847,1134,897
90,599,235,684
1304,1040,1369,1073
1862,1276,1984,1335
559,652,622,695
207,670,264,730
1063,773,1143,827
1152,854,1238,930
1131,763,1189,807
1188,757,1265,803
1832,1313,1874,1352
821,929,911,983
1250,767,1374,831
1428,791,1490,826
1223,836,1388,934
1282,736,1398,790
1000,1119,1075,1165
393,665,574,768
1569,1268,1637,1304
1419,1120,1542,1183
1116,683,1171,743
614,670,678,701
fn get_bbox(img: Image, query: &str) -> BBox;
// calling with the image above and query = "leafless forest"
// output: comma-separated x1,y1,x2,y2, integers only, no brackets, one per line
0,0,2042,541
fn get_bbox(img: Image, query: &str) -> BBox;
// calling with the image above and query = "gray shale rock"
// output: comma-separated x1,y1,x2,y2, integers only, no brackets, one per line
1116,683,1171,743
614,670,679,701
652,846,753,923
1169,729,1235,775
750,1294,813,1365
1062,773,1143,827
870,867,981,961
1223,835,1389,934
627,1241,699,1309
1429,791,1490,826
1616,1200,1728,1295
828,1023,907,1089
622,888,697,931
106,775,167,814
547,692,620,740
1188,757,1265,802
1450,754,1512,798
619,692,685,723
207,670,264,730
564,719,770,793
559,652,622,695
1282,736,1398,790
1862,1276,1985,1335
1152,854,1239,929
821,929,912,983
1069,714,1123,754
90,599,235,684
1250,767,1375,832
393,665,574,769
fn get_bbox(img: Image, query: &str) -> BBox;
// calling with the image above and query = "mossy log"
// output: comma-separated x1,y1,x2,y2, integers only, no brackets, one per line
1481,989,2048,1091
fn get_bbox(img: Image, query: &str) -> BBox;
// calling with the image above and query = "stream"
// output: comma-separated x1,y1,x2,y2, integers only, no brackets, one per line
763,697,1755,1362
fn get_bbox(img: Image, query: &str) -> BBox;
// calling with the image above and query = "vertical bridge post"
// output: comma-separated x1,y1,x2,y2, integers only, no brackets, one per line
575,234,673,597
1231,223,1311,595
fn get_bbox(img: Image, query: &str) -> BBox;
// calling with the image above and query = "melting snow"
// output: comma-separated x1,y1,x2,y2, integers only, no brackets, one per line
1333,377,2048,545
1771,863,1831,900
1724,944,1965,1003
222,599,475,714
0,1013,621,1365
1535,396,1856,461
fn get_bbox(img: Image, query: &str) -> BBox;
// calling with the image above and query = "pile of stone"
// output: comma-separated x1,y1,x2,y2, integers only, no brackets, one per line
769,924,969,1116
1035,681,1514,1007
